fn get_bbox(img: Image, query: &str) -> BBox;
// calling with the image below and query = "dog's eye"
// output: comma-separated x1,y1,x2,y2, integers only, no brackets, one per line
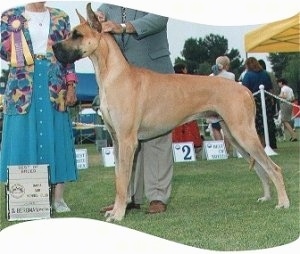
71,30,83,40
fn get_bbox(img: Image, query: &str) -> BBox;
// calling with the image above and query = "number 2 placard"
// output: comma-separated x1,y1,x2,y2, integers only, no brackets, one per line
172,142,196,162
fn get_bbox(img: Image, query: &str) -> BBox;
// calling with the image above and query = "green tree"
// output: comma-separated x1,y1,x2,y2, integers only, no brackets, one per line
203,33,228,64
268,53,290,78
180,37,209,74
175,34,243,79
268,52,300,94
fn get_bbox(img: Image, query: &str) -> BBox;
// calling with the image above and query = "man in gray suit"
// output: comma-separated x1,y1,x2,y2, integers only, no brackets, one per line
97,3,174,214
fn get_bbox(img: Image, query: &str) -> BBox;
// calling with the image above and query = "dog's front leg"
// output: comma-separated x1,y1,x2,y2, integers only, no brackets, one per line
105,136,138,222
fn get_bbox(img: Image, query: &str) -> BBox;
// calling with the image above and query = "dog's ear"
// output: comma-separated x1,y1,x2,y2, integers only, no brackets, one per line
86,2,102,33
76,9,86,24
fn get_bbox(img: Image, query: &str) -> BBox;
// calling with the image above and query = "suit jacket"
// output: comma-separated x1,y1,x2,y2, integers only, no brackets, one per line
98,4,174,74
0,6,77,114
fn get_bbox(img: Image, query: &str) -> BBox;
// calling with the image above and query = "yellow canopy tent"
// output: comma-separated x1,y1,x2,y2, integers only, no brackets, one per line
244,12,300,53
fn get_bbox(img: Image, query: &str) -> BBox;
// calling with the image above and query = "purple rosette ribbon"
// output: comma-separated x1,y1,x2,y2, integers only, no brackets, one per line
8,15,33,67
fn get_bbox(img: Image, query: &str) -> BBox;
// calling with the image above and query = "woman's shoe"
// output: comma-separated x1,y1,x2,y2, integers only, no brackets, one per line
53,200,71,213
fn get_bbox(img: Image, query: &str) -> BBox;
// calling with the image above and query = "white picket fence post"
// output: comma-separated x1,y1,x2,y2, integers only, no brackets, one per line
259,85,277,156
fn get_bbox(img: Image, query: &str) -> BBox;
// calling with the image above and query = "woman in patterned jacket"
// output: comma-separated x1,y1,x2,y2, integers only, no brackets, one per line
0,2,78,213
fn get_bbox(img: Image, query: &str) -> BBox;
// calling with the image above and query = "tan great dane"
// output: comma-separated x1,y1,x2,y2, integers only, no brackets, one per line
52,3,290,222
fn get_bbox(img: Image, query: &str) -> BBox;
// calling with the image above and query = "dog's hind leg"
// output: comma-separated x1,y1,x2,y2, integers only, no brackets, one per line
105,133,139,222
251,155,289,209
220,122,272,202
220,122,289,208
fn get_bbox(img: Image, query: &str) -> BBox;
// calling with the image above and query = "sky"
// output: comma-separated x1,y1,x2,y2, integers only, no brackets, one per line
44,1,269,73
54,1,269,73
1,0,299,73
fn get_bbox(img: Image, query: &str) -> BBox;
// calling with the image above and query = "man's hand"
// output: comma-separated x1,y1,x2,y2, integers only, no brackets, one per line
95,10,135,34
101,20,124,33
95,11,122,33
95,11,106,22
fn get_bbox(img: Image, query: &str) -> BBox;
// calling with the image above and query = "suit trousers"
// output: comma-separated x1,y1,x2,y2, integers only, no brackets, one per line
129,132,173,204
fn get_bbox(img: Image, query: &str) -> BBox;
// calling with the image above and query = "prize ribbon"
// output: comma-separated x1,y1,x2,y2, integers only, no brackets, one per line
8,15,33,67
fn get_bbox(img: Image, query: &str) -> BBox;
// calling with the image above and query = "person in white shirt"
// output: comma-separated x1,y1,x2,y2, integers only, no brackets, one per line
208,56,235,151
278,78,298,142
210,56,235,80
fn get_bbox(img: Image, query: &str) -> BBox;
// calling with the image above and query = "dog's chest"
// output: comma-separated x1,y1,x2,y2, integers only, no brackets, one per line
99,95,109,120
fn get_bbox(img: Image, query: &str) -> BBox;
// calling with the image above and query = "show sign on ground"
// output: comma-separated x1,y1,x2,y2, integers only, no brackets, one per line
7,164,51,221
172,142,196,162
75,148,88,169
202,141,228,160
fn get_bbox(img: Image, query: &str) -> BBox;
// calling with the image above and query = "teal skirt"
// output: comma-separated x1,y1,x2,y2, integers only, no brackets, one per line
0,59,78,184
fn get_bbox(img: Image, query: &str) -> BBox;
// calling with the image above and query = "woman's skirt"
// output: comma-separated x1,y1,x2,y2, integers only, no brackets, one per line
254,94,276,137
0,59,78,184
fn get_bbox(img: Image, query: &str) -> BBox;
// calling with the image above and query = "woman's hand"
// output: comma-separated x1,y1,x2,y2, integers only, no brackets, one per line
65,82,77,106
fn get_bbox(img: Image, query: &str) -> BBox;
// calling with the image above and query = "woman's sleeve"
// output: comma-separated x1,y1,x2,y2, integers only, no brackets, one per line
1,11,11,61
62,14,78,83
130,14,168,39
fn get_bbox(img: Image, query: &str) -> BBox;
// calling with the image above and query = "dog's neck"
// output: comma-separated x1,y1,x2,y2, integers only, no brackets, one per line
90,33,130,86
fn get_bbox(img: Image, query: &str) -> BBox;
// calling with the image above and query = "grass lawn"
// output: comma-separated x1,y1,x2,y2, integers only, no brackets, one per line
0,131,299,251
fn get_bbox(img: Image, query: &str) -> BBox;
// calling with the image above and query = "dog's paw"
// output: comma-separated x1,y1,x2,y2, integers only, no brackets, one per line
257,196,271,202
104,210,125,222
275,201,290,209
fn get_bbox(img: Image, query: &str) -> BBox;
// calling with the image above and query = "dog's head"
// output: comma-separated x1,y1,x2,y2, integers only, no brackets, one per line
52,3,102,64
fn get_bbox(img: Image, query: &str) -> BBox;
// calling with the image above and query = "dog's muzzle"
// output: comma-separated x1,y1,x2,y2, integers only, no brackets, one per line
52,43,83,65
52,43,66,63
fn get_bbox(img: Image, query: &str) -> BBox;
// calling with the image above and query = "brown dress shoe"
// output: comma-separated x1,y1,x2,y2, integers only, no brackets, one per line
100,202,140,213
100,204,114,213
147,200,167,214
126,202,141,210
